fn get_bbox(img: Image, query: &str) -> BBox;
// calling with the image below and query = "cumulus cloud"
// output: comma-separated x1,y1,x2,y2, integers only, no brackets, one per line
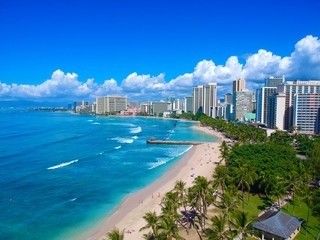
1,35,320,102
121,72,166,91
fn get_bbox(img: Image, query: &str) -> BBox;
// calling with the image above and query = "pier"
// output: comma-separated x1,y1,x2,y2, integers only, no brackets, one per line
146,139,204,145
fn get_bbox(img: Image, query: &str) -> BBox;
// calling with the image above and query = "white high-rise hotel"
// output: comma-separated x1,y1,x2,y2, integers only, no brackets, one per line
293,94,320,134
256,76,284,124
193,83,217,117
232,78,254,121
277,80,320,130
96,96,128,114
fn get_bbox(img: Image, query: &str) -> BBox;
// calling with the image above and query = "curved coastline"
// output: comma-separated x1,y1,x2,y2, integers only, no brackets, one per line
82,123,224,240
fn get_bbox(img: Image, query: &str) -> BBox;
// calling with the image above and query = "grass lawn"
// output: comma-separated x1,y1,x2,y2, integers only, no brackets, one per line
238,193,274,220
282,199,320,240
211,192,320,239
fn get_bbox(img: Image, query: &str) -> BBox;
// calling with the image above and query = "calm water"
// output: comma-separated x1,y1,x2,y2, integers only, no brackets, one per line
0,109,216,240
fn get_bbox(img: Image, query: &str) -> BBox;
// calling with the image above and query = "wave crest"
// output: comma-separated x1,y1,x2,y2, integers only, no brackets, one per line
147,158,168,170
47,160,78,170
111,137,134,144
130,127,142,134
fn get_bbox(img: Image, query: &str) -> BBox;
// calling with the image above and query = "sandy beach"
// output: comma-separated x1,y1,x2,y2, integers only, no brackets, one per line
83,124,224,240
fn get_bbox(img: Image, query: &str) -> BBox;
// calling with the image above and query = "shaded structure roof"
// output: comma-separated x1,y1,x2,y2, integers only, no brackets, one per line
252,211,303,239
257,209,278,222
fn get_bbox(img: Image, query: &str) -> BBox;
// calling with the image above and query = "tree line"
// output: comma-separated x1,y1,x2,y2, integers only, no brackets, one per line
106,115,320,240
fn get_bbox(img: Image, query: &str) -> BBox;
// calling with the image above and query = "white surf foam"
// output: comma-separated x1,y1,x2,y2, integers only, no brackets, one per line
92,122,100,125
132,136,138,139
114,146,122,149
69,198,77,202
88,120,93,122
47,160,78,170
130,126,142,134
147,158,169,170
176,146,193,157
111,137,134,144
108,123,136,127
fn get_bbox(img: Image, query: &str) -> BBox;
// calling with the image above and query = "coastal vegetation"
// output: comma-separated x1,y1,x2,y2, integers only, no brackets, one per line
106,115,320,240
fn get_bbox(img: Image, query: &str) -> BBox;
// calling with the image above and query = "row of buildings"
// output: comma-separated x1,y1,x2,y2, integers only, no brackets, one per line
73,76,320,135
189,76,320,135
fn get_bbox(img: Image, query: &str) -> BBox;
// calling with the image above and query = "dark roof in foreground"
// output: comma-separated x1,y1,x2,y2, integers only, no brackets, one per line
252,211,303,239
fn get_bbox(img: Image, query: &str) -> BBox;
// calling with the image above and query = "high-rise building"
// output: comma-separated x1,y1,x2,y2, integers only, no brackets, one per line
277,80,320,129
233,91,253,121
265,76,285,87
129,101,140,109
233,78,246,92
224,93,233,104
225,104,233,121
152,102,171,116
95,96,127,114
193,85,204,114
215,106,224,119
184,96,193,113
256,87,277,124
96,97,105,114
192,83,217,116
203,83,217,117
140,101,152,115
267,92,286,130
173,99,184,111
293,94,320,134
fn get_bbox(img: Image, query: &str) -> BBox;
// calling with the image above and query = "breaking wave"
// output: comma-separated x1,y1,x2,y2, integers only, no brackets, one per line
47,160,78,170
111,137,134,144
147,158,169,170
130,126,142,134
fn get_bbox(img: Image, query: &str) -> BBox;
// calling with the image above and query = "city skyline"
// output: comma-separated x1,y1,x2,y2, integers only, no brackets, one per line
1,0,320,103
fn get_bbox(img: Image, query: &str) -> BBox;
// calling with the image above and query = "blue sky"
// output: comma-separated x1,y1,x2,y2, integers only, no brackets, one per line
1,0,320,102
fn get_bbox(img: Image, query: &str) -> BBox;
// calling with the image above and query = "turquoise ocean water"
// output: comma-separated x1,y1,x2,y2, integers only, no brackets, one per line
0,109,216,240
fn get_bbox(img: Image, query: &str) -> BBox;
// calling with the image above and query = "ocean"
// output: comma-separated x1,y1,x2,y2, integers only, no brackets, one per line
0,109,216,240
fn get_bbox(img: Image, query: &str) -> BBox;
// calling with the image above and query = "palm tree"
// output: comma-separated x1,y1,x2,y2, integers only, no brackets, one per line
180,209,203,240
219,141,229,165
301,185,314,237
289,161,307,214
191,176,215,232
230,210,253,240
212,165,229,194
106,228,124,240
218,191,239,229
160,191,190,236
234,162,257,210
258,170,274,197
161,191,180,217
140,211,160,238
271,179,286,208
205,215,233,240
174,180,187,211
158,215,184,240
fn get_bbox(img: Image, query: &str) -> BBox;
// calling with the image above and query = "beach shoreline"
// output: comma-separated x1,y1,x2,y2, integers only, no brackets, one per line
82,123,223,240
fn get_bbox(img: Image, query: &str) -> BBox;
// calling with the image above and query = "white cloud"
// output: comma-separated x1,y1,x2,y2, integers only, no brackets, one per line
121,72,166,91
287,35,320,79
242,49,282,80
1,35,320,102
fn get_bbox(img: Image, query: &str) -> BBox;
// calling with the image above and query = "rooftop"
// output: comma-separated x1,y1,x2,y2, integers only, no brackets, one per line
252,211,303,239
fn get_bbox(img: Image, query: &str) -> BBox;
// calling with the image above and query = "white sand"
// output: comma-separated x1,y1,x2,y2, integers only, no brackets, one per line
82,124,223,240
